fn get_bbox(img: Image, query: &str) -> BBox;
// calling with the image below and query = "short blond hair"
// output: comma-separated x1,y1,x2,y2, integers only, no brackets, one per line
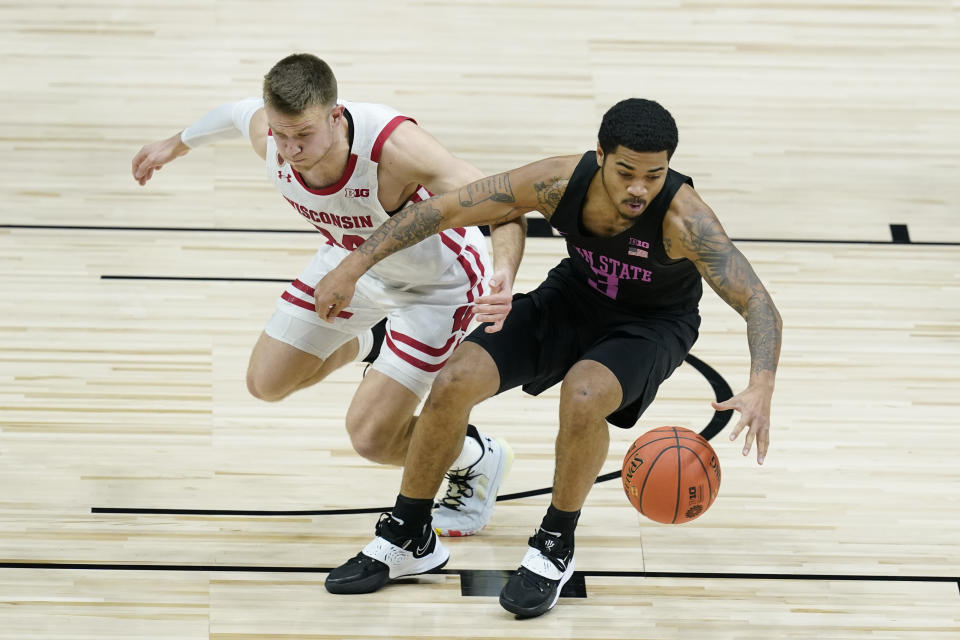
263,53,337,115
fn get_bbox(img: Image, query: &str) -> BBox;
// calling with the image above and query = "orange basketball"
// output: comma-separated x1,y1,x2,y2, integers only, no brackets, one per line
621,426,721,524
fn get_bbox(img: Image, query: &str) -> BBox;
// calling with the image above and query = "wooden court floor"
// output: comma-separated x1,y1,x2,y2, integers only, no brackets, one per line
1,1,959,638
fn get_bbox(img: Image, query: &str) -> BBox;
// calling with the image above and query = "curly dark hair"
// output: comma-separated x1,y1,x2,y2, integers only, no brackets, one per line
598,98,678,159
263,53,337,115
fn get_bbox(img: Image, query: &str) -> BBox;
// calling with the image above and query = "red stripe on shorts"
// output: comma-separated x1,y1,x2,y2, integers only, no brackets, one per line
456,254,480,303
385,333,448,372
292,279,314,296
388,330,457,357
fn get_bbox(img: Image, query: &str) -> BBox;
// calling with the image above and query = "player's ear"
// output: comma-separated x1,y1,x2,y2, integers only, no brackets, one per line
595,142,604,167
329,103,345,124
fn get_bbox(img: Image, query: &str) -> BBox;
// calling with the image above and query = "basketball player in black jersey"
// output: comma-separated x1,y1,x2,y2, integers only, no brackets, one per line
314,99,782,617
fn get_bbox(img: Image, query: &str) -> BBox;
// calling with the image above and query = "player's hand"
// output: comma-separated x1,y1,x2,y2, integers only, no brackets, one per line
132,133,190,186
473,270,514,333
712,382,772,465
313,267,358,323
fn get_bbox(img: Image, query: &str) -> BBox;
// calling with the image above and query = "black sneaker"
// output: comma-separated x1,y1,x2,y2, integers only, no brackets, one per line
324,513,450,595
498,529,575,618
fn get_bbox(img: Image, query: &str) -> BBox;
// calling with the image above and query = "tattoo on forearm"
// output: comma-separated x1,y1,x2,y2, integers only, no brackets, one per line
357,201,443,261
533,177,567,218
459,173,515,207
684,210,781,375
746,285,782,375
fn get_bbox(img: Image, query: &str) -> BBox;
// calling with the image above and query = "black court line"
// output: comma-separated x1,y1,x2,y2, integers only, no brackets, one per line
1,561,956,596
92,355,731,517
1,561,956,583
5,222,959,246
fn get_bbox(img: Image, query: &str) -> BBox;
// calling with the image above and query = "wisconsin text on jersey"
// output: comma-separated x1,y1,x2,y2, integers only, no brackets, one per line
283,195,375,230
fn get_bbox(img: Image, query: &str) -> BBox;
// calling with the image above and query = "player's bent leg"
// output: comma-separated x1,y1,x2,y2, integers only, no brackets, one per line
326,345,500,595
246,331,357,402
344,369,421,465
500,359,621,618
552,359,622,509
415,343,512,537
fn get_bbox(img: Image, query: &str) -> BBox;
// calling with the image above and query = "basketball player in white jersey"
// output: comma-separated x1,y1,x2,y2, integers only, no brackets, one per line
131,53,521,537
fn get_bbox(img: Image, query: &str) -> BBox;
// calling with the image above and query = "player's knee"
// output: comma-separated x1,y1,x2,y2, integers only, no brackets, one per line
560,380,616,423
345,416,396,464
428,362,483,408
245,367,291,402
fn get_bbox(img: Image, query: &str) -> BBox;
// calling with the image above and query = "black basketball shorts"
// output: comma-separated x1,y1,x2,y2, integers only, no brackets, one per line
463,277,699,428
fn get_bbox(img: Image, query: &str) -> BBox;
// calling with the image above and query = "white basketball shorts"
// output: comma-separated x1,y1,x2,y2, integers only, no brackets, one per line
264,229,491,398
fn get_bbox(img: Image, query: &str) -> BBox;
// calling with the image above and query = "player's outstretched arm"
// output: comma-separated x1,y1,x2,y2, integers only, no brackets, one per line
664,185,783,465
131,98,267,186
313,157,575,321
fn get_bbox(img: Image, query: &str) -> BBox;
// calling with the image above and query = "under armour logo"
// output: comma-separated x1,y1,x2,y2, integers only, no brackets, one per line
277,170,292,183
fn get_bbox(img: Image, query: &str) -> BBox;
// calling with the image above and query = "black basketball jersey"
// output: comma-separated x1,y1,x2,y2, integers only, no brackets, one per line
547,151,703,316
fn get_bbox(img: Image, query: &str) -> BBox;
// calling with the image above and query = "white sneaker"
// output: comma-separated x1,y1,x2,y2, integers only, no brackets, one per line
432,429,513,537
324,513,450,594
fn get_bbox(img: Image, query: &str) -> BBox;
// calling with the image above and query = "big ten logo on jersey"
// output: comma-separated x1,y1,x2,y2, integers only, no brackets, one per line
344,188,370,198
628,237,649,258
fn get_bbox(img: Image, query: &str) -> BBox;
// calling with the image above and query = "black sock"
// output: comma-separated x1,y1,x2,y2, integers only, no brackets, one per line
391,494,434,537
540,503,581,546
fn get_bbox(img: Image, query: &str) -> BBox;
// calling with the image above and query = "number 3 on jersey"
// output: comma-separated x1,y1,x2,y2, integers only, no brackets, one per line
587,265,620,300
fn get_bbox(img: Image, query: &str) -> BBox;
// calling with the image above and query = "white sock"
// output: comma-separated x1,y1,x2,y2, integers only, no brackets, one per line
449,431,484,471
354,328,374,362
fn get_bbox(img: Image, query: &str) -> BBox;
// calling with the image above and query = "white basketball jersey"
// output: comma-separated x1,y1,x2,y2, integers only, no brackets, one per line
265,100,474,286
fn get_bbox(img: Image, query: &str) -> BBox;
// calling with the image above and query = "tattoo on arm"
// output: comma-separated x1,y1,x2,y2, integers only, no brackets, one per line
533,177,567,218
459,173,516,207
745,284,782,376
357,201,443,261
683,211,781,375
681,213,750,308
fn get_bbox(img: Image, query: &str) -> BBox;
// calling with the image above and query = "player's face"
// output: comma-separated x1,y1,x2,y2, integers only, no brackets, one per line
597,145,669,221
266,103,343,171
